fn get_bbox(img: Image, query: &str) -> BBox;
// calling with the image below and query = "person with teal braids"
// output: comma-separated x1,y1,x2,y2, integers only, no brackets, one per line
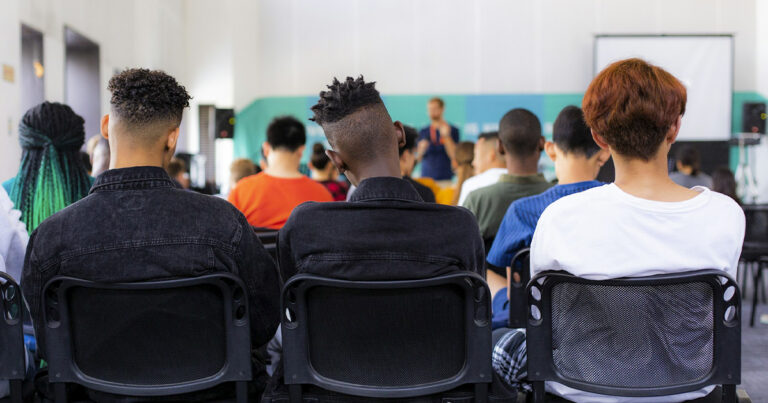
3,102,93,232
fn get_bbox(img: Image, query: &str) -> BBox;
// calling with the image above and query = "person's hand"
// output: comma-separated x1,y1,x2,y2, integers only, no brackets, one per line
439,121,452,138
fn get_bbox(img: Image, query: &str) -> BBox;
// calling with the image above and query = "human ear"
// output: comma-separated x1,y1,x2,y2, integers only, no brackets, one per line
326,149,346,174
591,129,610,150
101,114,110,140
393,121,406,149
496,138,506,156
544,141,557,162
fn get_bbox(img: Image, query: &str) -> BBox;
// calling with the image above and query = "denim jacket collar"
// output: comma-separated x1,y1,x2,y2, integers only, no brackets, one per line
349,176,423,203
90,166,178,194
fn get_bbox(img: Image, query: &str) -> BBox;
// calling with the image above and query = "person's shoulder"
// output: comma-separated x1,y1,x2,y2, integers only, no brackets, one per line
540,184,609,217
704,189,744,219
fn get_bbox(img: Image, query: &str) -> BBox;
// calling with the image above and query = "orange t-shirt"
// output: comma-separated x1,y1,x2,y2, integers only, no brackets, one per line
228,172,334,229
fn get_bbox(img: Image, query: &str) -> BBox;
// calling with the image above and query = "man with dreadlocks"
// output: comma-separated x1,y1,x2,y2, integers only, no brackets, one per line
263,76,491,401
22,68,280,401
3,102,93,233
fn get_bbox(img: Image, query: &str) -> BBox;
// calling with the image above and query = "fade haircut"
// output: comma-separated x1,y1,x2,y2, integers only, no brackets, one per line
108,68,191,139
498,108,542,158
267,116,306,151
553,106,600,157
310,76,393,161
400,126,419,156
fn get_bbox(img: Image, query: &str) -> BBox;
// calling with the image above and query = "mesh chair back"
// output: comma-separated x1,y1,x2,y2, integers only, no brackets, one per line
282,272,492,399
508,248,530,328
742,204,768,258
42,274,252,397
0,272,24,403
254,228,278,260
527,270,740,398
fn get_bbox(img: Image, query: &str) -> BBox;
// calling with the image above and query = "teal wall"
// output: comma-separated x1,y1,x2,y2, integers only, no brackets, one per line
234,91,767,173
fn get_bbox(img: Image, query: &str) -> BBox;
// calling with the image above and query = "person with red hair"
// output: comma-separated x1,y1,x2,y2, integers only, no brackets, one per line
492,58,745,402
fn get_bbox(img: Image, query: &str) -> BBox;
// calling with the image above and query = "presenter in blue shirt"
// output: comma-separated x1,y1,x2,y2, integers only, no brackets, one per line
416,97,459,181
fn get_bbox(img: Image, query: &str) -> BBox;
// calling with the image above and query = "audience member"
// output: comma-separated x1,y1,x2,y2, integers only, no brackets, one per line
462,108,552,291
670,146,713,188
264,78,486,390
167,157,190,189
308,143,349,201
457,131,507,205
90,137,111,177
436,141,475,205
493,58,745,402
416,97,459,181
486,105,609,325
229,157,259,192
401,126,437,202
3,102,93,232
21,68,281,401
228,116,333,229
712,166,741,204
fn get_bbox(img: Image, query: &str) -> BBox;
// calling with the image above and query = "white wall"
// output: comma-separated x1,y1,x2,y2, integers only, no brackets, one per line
0,0,187,180
231,0,757,104
65,47,101,138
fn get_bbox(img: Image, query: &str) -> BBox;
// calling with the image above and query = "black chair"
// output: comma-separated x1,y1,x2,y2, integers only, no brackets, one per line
740,204,768,327
42,273,252,403
0,272,24,403
526,270,741,403
253,227,278,261
507,248,530,329
281,272,492,403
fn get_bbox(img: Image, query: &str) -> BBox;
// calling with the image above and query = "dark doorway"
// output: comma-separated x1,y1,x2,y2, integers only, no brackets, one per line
65,27,100,139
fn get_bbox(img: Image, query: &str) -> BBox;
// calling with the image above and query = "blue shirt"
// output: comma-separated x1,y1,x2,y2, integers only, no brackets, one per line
418,125,460,180
487,180,604,268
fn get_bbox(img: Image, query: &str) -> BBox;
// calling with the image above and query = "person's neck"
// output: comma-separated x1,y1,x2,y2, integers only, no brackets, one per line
613,152,699,202
482,161,506,174
556,160,598,185
311,169,333,182
109,147,167,170
352,159,402,185
505,154,539,177
678,165,694,175
265,153,303,178
430,119,442,127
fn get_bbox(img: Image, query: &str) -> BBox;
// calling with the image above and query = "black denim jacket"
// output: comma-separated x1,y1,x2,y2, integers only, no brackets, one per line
21,166,282,357
277,176,486,282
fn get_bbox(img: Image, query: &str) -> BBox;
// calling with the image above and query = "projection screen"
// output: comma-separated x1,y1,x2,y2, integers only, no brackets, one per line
594,35,733,141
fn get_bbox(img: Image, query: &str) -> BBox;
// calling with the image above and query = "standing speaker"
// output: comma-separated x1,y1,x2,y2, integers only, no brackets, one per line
215,108,235,139
742,102,766,134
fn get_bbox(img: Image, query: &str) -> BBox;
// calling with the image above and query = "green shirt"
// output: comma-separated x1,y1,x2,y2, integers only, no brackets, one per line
462,173,553,244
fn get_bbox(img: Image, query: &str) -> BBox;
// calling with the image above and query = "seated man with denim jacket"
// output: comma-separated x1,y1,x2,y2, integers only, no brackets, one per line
22,68,281,401
263,76,489,401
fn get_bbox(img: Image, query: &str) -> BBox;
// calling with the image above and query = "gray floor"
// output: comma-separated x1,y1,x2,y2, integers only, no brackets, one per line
741,302,768,402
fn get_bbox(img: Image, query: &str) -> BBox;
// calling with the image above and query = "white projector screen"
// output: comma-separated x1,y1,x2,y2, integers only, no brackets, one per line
594,35,733,141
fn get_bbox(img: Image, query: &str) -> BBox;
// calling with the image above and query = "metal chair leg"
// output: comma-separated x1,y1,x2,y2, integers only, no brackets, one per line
289,384,302,403
235,380,248,403
474,382,488,403
722,384,737,403
54,382,67,403
9,379,22,403
751,265,763,327
532,380,546,403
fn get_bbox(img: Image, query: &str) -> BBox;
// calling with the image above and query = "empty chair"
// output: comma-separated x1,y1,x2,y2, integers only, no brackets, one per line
281,272,492,402
42,273,252,403
740,204,768,326
507,248,530,329
526,270,741,403
0,272,24,403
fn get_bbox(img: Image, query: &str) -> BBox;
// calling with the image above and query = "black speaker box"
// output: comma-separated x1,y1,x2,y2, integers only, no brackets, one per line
215,108,235,139
742,102,766,134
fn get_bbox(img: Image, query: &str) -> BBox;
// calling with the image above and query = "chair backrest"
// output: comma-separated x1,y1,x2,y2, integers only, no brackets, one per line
526,270,740,397
253,228,278,260
0,272,25,384
742,204,768,256
42,273,252,397
281,272,492,398
508,248,530,329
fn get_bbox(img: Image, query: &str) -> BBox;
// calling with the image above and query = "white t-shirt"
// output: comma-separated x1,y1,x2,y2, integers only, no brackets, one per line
458,168,507,206
530,184,745,403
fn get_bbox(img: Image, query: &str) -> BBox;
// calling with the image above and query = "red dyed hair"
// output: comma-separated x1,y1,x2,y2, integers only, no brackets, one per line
582,58,687,160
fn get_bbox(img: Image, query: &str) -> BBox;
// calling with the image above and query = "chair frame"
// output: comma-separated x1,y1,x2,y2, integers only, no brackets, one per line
42,273,252,403
740,204,768,327
507,248,531,329
0,272,24,403
281,272,492,403
526,269,741,403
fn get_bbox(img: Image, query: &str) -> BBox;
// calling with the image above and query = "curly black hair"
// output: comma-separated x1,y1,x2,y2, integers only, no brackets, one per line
310,76,383,125
108,68,191,128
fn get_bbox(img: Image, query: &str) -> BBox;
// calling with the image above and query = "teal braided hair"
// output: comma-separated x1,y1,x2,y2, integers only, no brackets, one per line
9,102,91,232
